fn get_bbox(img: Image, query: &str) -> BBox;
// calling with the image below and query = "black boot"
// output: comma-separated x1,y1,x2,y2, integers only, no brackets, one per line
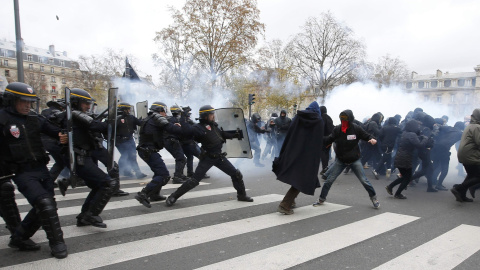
35,197,67,259
231,170,254,202
0,180,22,235
166,179,199,206
79,180,116,227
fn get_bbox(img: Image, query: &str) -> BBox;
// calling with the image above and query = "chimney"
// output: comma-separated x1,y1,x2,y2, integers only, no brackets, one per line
436,69,442,77
411,71,417,79
63,51,68,57
49,45,55,55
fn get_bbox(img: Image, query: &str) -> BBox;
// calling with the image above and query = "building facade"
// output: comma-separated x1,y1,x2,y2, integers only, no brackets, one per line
404,65,480,118
0,39,82,109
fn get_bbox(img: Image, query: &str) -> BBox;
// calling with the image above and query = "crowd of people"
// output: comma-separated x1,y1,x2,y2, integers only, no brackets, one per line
0,81,478,260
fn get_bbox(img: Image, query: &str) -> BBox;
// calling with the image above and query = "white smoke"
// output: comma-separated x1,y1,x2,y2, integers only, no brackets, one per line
322,81,459,125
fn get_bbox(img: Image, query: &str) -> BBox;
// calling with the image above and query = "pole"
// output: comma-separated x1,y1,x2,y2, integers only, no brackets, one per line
13,0,24,83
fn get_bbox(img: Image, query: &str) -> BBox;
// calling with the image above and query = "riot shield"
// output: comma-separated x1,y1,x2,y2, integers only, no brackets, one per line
106,88,118,171
63,87,81,190
215,108,252,158
136,101,148,120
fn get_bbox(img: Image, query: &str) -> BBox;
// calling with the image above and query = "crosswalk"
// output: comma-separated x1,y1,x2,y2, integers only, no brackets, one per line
2,178,480,269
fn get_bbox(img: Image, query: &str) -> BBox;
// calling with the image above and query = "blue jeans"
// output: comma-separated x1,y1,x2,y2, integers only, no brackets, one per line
319,158,376,201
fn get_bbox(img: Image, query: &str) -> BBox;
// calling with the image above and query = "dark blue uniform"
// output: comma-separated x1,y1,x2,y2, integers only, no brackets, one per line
164,115,188,182
165,118,253,206
0,107,66,255
40,107,68,181
116,114,143,177
134,112,190,207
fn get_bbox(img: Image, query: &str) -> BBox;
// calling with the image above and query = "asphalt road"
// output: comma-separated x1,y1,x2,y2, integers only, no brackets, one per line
1,155,480,270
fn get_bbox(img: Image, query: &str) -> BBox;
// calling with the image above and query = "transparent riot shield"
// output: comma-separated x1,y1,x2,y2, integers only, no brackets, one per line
106,88,118,171
136,101,148,121
215,108,252,158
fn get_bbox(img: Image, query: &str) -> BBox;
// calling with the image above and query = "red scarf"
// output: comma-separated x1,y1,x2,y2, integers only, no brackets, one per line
341,120,349,133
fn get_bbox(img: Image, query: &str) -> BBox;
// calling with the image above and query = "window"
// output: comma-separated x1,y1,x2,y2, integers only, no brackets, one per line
41,75,45,81
51,86,56,93
406,82,412,89
5,70,10,77
436,95,442,103
458,79,465,87
27,55,32,61
60,61,64,67
4,60,8,67
431,81,438,88
52,96,57,101
38,58,43,63
445,80,451,87
62,78,66,84
424,95,429,102
51,76,55,83
49,59,54,64
61,69,65,75
451,94,455,103
40,66,44,72
29,73,34,79
51,67,54,74
418,81,425,88
29,64,33,70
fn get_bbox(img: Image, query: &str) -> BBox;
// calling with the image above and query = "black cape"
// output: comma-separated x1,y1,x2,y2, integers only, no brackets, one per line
272,102,324,195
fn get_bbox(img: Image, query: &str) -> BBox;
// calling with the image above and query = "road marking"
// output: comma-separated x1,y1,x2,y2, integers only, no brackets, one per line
196,212,419,270
0,194,283,249
373,224,480,270
13,182,209,205
0,187,236,226
1,203,350,270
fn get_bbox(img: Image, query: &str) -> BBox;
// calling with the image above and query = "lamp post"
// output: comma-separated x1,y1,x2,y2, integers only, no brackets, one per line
13,0,24,83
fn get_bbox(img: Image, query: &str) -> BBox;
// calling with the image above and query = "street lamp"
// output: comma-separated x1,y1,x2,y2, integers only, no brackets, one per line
14,0,24,83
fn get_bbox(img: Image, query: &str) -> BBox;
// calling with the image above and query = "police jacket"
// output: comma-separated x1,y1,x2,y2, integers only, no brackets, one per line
324,110,374,164
164,115,182,140
179,117,196,144
394,120,430,169
57,110,108,152
138,112,187,150
0,107,61,168
191,119,235,154
116,114,141,141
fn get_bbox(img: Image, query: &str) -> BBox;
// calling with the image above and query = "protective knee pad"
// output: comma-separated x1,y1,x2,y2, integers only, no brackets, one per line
103,180,119,195
161,176,171,186
184,178,200,189
0,180,15,197
108,162,120,179
34,196,57,213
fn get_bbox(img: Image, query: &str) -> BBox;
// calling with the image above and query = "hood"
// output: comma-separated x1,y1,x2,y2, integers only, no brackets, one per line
405,111,414,121
471,109,480,125
371,113,382,125
251,113,261,123
434,118,444,126
339,109,355,123
271,112,278,117
280,109,287,118
394,114,402,123
405,119,421,134
414,107,424,114
305,101,321,116
320,106,327,114
387,117,397,125
422,115,435,130
454,121,465,131
413,111,427,123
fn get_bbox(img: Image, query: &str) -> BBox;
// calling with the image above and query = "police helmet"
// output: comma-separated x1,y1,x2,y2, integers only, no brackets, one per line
199,105,215,119
170,104,181,116
47,98,66,110
251,113,261,123
118,102,132,111
150,101,167,113
70,88,95,109
4,82,38,103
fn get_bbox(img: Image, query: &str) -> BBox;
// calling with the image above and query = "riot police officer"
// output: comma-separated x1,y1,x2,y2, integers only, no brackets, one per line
61,88,118,228
164,104,188,183
116,102,146,179
166,105,254,206
247,113,266,167
0,82,67,258
135,102,191,208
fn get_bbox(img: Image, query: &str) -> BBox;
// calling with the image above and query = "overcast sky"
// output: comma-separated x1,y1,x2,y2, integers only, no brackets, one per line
1,0,479,83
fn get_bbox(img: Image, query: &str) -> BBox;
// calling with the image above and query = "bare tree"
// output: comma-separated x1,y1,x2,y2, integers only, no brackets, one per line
373,54,409,87
153,25,195,101
289,12,366,100
170,0,265,87
254,39,297,82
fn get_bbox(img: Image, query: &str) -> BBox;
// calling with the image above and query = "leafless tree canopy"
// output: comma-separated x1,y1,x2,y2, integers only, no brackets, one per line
289,12,366,97
373,54,409,87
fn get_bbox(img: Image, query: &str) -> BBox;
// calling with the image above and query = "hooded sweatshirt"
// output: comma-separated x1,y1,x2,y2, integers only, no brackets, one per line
324,109,374,164
394,120,429,168
457,109,480,165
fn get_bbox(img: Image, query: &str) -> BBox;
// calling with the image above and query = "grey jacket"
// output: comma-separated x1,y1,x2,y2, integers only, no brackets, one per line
457,109,480,165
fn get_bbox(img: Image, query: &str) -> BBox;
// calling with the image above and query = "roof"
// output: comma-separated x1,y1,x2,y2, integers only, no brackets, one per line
411,71,476,81
0,40,73,61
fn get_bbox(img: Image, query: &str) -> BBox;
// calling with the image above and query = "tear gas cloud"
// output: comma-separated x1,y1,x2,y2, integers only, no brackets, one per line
321,81,462,125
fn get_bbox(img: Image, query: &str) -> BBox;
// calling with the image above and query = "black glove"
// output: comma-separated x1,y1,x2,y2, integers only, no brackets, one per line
234,128,244,140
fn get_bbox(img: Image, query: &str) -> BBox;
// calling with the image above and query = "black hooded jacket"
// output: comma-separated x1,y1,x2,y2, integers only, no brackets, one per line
274,109,292,135
320,106,334,136
394,120,429,168
324,109,374,164
378,117,402,150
